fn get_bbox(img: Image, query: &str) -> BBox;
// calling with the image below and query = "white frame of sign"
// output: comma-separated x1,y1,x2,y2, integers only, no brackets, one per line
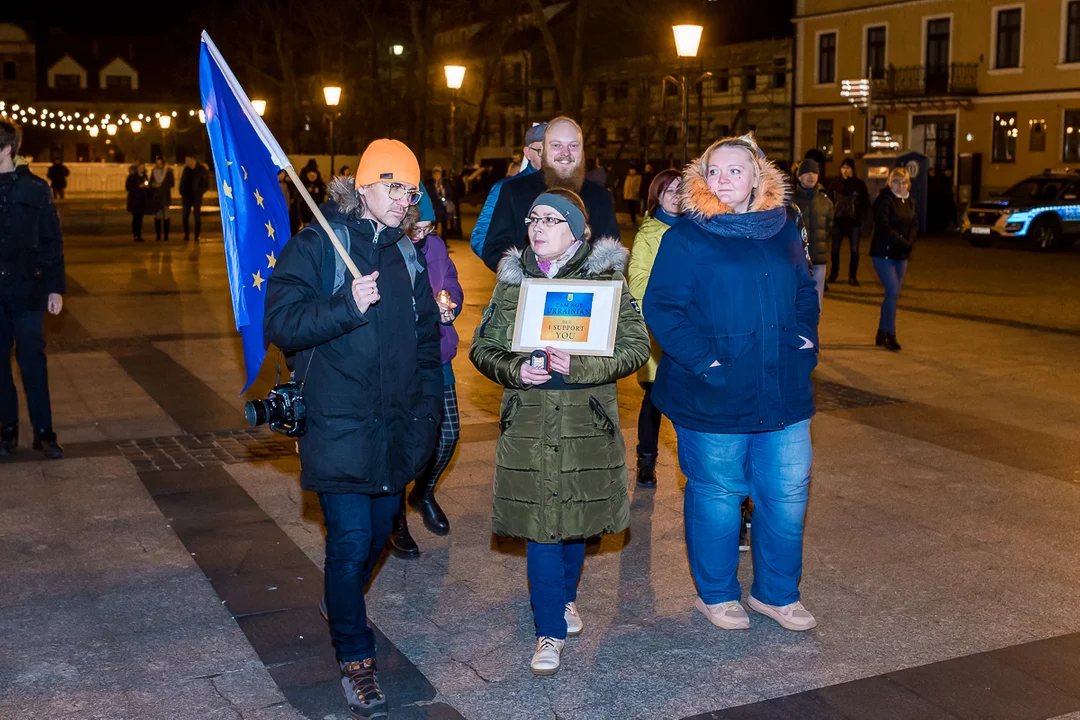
510,278,622,357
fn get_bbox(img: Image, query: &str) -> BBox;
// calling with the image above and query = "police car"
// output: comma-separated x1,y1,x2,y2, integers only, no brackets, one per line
962,169,1080,252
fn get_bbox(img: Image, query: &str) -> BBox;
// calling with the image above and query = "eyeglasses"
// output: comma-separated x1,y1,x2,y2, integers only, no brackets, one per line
527,144,543,153
524,215,568,228
411,225,434,238
385,183,423,205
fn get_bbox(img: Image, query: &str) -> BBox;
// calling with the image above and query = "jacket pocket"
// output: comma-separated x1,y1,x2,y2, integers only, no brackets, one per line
303,407,378,484
403,414,438,477
588,396,616,438
499,392,522,434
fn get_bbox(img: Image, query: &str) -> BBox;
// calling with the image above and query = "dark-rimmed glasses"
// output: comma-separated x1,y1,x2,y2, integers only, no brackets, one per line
524,215,568,228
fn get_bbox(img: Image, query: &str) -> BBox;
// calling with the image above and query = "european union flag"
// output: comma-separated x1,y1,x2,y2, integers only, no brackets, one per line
199,32,292,393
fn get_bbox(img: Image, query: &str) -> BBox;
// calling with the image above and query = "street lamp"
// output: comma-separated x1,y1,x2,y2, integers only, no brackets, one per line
106,124,117,136
130,120,142,133
444,65,466,174
323,86,342,175
666,24,708,166
252,99,267,117
88,125,99,138
158,115,171,129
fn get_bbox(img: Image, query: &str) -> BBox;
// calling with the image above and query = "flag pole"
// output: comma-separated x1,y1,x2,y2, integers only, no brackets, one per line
284,165,361,280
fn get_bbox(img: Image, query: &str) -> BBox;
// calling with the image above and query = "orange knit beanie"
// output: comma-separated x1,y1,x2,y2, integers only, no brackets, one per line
354,139,421,188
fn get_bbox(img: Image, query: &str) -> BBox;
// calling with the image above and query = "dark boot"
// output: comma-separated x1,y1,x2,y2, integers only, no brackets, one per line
408,478,450,536
0,423,17,457
636,452,658,488
154,219,162,241
884,334,902,352
848,277,861,287
875,330,887,347
388,498,419,559
32,427,63,460
163,219,171,242
826,268,839,284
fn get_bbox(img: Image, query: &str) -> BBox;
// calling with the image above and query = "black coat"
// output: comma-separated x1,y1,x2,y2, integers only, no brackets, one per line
0,165,65,311
126,171,149,214
870,188,917,261
480,171,621,271
826,176,870,229
46,163,69,190
793,183,833,266
264,178,443,495
179,163,209,202
298,176,326,224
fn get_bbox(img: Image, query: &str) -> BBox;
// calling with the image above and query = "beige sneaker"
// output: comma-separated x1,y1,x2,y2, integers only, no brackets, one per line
694,597,750,630
530,636,565,676
564,602,583,637
747,595,817,631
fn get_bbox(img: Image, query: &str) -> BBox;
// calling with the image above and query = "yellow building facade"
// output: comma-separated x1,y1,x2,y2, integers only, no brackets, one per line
794,0,1080,198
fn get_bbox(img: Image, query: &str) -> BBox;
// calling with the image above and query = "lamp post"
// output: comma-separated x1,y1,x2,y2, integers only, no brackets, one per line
323,86,342,175
669,25,706,167
252,99,267,117
444,65,466,174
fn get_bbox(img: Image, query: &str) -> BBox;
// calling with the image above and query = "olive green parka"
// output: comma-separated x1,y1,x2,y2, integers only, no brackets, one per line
469,237,651,543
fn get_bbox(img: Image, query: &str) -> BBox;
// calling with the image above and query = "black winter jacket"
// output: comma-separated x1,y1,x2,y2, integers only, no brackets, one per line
126,171,149,214
0,165,65,311
264,177,443,495
826,176,870,228
870,188,917,261
793,183,833,265
481,171,620,271
179,164,210,202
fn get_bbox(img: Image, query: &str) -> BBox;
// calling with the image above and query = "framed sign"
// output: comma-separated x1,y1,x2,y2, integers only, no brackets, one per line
511,278,622,357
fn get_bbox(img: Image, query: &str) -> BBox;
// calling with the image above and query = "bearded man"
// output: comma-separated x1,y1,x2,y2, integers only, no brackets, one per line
480,116,620,271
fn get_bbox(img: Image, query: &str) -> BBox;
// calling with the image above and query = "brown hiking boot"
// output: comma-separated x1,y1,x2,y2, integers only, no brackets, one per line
340,659,387,719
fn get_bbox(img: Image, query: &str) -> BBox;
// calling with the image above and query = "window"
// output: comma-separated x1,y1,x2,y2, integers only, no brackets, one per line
744,66,757,91
818,32,837,84
816,119,834,160
1029,119,1046,152
1067,1,1080,63
616,126,629,142
995,8,1022,69
992,112,1018,162
717,124,731,137
596,127,608,146
714,71,730,93
1064,109,1080,161
75,143,89,162
534,89,544,111
595,82,607,104
773,58,787,88
499,115,507,147
105,75,132,90
2,62,14,81
55,73,81,90
613,82,629,101
866,25,887,79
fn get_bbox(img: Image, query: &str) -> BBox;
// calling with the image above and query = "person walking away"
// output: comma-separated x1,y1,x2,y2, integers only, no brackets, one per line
622,167,642,225
0,116,66,459
792,158,834,307
298,168,327,228
627,168,681,487
470,122,546,261
424,166,455,238
46,159,69,200
470,188,649,676
870,167,917,352
264,140,442,720
387,190,464,558
148,156,175,242
644,134,820,634
126,162,150,242
826,157,869,286
179,155,209,242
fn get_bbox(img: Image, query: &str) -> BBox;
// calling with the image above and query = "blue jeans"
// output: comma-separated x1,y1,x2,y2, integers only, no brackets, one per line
526,540,586,639
872,257,908,334
319,491,401,662
812,264,826,310
676,420,812,607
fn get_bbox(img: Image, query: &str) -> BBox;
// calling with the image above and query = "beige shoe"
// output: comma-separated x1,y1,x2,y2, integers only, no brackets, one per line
694,597,750,630
747,595,817,631
530,636,565,676
564,602,583,637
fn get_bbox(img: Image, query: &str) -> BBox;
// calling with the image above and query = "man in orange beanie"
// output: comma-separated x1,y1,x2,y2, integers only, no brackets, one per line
264,138,441,719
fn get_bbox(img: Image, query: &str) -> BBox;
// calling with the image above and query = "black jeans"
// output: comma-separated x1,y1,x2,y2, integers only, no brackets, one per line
830,224,861,280
182,199,202,239
0,306,52,429
636,382,663,456
319,491,400,662
131,212,144,239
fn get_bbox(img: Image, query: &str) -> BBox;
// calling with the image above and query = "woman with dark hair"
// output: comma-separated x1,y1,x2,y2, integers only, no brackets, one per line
644,134,820,634
627,168,681,487
870,167,917,351
126,162,149,242
470,187,649,676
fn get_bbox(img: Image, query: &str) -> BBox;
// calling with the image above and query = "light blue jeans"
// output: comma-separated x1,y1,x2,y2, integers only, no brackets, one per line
676,420,813,607
812,264,826,310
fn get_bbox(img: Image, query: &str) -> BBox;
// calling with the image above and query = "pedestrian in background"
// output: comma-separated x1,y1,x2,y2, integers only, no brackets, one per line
388,189,464,559
126,162,149,243
470,188,649,676
424,166,455,238
0,116,65,460
627,168,681,487
639,163,656,210
870,167,917,352
826,157,870,287
277,170,300,237
298,167,326,228
179,155,209,243
471,122,546,261
792,158,833,307
46,159,69,200
644,134,819,634
147,156,175,242
622,167,642,225
339,165,351,178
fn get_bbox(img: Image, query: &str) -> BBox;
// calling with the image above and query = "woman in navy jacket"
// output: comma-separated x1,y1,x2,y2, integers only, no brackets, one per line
643,135,820,634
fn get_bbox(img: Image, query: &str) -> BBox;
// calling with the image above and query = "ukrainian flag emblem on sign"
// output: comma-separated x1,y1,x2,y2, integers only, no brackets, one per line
541,292,594,342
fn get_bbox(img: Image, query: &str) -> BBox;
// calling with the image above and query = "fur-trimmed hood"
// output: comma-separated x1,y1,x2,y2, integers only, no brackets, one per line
496,236,628,286
326,175,364,218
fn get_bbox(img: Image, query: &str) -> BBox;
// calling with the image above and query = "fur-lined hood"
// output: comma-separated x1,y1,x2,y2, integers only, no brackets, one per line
326,175,364,218
496,236,628,286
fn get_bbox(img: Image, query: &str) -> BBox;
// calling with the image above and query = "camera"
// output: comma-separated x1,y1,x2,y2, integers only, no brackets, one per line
245,381,306,437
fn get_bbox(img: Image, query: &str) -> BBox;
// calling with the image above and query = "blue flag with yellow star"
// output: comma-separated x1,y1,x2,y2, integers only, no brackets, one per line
199,32,292,393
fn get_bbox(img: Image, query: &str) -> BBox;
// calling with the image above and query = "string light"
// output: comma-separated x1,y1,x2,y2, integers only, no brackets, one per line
0,101,200,134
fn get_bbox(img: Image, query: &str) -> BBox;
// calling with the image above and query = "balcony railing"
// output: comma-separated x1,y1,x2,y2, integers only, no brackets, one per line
872,63,978,100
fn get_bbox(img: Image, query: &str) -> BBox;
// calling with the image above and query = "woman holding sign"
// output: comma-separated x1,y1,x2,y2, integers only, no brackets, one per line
469,188,649,677
643,135,820,634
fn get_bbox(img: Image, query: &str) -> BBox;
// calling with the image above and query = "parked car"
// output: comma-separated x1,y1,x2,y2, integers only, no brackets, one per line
962,169,1080,252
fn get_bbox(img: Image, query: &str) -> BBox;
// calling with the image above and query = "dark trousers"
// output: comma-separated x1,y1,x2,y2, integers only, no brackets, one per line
319,491,400,663
0,307,52,429
526,539,586,639
182,199,202,239
131,212,144,239
51,187,65,200
636,381,663,456
626,198,639,224
830,224,861,280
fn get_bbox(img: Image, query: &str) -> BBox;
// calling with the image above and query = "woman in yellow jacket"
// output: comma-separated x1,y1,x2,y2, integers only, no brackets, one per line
627,169,681,487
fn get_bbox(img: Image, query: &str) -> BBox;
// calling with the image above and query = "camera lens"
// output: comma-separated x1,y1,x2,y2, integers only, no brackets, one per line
245,399,269,426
